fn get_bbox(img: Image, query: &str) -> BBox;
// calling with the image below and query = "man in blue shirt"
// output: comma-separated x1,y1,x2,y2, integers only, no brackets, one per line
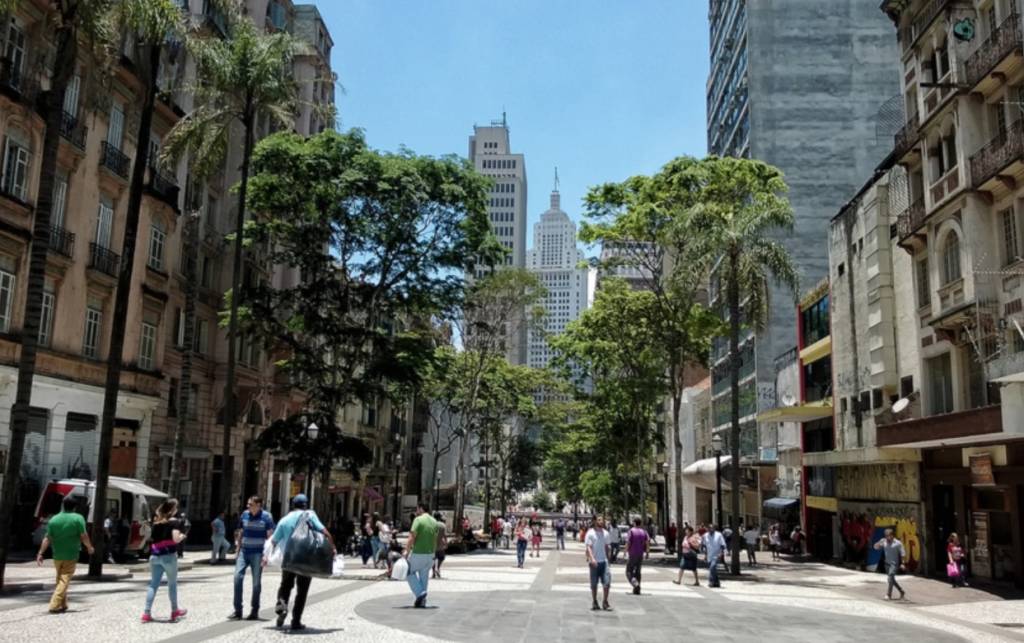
230,496,275,620
703,524,727,588
210,511,228,564
269,494,335,630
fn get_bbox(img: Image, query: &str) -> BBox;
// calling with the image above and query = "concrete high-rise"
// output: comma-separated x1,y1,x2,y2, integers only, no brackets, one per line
703,1,900,469
468,116,528,364
526,178,590,376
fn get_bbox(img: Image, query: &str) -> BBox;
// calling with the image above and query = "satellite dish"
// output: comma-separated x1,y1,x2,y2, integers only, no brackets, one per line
892,398,910,414
781,393,796,407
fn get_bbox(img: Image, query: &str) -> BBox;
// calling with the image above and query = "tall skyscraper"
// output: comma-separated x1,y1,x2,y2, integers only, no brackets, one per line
468,115,529,363
705,0,900,459
527,175,590,376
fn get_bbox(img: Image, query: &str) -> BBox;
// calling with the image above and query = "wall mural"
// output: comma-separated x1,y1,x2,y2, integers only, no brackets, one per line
836,463,919,504
838,501,921,572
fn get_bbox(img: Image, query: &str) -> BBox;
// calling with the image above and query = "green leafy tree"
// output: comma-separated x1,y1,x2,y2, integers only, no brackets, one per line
581,156,721,533
550,279,667,521
688,156,798,575
162,7,302,513
0,0,115,588
89,0,190,577
240,129,493,504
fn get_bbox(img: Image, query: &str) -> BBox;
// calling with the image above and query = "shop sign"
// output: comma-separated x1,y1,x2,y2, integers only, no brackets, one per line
971,512,990,575
969,453,996,486
836,463,919,503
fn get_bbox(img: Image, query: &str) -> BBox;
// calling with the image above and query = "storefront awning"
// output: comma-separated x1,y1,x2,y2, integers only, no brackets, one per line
682,455,732,491
756,399,833,423
763,496,799,510
362,486,384,502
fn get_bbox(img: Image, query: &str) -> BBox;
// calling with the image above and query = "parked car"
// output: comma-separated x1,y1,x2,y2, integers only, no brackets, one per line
32,477,167,558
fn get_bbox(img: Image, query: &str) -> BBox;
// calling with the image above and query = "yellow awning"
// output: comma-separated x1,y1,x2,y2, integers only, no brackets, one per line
756,398,833,423
799,335,831,364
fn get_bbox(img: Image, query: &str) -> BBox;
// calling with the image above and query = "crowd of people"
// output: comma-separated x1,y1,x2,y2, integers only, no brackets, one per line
33,494,926,625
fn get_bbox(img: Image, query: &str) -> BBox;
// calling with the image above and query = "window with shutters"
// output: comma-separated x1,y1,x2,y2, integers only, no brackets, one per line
4,19,26,85
1001,207,1019,265
148,221,166,270
83,305,102,358
194,318,208,355
96,199,114,248
915,257,930,307
52,175,68,229
0,269,13,332
107,103,124,147
941,233,962,285
139,321,157,370
39,290,55,347
63,74,81,117
1,131,31,201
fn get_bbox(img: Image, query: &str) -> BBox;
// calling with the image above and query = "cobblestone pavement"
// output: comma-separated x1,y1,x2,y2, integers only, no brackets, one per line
1,537,1022,642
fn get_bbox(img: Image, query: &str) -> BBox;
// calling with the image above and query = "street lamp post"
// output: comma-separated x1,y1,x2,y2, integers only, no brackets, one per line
393,452,403,523
662,461,670,535
712,433,724,528
433,468,442,512
306,421,319,499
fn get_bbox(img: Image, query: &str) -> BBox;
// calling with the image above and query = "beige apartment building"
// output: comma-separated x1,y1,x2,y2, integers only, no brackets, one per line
822,0,1024,586
0,0,341,539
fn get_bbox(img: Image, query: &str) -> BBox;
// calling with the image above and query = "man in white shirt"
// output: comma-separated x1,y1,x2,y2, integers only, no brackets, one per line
703,524,727,588
607,520,622,563
584,516,612,611
743,524,760,566
502,518,513,549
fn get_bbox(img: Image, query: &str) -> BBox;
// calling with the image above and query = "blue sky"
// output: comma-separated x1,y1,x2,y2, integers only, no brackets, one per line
320,1,709,252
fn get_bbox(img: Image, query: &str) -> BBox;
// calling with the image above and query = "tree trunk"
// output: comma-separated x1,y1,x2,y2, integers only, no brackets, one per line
90,44,161,577
727,248,742,576
671,379,684,537
0,19,76,589
219,103,255,516
453,422,470,530
636,419,646,525
482,428,491,527
169,212,199,495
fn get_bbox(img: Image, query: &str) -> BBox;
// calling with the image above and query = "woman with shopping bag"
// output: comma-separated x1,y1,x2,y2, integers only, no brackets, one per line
263,494,336,631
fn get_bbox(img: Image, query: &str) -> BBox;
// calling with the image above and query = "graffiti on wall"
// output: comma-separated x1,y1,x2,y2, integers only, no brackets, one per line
836,463,919,504
838,501,921,572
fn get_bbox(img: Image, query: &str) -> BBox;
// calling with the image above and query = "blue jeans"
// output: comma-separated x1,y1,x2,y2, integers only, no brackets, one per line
707,554,721,586
516,539,527,566
556,533,565,550
234,552,263,614
145,554,179,614
406,553,433,600
370,537,381,563
211,535,229,561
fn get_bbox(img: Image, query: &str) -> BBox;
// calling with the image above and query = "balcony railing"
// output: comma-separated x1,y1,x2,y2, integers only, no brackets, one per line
99,141,130,179
965,12,1022,90
929,166,960,206
893,109,920,158
89,242,120,277
47,226,74,258
896,197,926,243
912,0,955,46
970,118,1024,189
146,165,180,211
59,111,87,150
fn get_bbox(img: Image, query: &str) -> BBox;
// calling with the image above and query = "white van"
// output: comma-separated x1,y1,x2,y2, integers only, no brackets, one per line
33,477,168,556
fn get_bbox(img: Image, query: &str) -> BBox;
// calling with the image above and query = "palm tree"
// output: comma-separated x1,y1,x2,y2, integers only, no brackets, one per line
0,0,114,589
162,11,298,515
688,156,798,576
88,0,190,577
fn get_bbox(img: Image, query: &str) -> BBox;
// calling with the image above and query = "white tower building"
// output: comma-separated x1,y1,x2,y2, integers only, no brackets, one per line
527,171,590,376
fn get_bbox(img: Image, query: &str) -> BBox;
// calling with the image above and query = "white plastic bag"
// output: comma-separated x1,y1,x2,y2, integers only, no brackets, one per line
263,538,284,568
391,556,409,581
331,554,345,578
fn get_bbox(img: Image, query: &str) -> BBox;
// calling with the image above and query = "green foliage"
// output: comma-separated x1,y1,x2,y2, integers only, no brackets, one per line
526,489,555,513
240,129,493,475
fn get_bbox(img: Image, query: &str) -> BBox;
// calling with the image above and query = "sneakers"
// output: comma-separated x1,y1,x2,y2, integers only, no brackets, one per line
141,613,152,623
275,600,288,628
170,609,188,622
899,590,905,600
228,611,243,620
291,623,306,631
245,610,259,621
413,593,427,608
591,601,601,611
883,595,891,600
602,602,613,611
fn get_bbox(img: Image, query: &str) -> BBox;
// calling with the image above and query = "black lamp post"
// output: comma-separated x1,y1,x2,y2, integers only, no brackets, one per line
305,421,319,498
712,433,724,528
393,452,403,522
661,461,670,533
433,468,442,512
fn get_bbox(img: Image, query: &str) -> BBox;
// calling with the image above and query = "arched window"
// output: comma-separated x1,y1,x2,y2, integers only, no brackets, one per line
941,233,961,285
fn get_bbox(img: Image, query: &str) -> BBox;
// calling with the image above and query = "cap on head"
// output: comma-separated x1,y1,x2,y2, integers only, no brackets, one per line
291,494,309,509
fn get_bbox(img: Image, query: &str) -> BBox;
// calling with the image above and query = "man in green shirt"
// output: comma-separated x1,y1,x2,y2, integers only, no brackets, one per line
403,502,438,608
36,496,95,613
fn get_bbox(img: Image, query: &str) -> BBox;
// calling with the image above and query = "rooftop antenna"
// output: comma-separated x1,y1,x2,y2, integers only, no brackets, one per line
554,166,560,192
502,107,507,128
